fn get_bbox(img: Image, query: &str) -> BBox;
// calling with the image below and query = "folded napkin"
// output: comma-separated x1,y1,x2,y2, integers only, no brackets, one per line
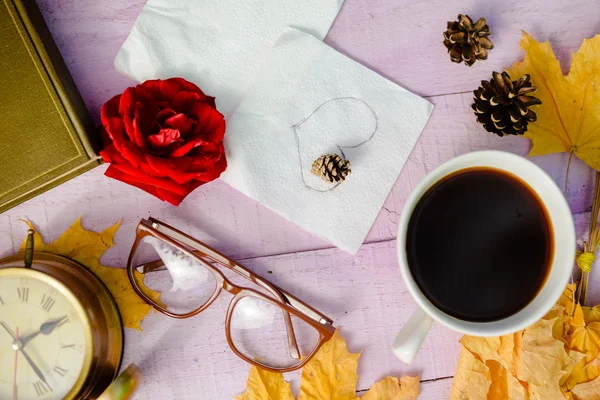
221,29,433,253
115,0,344,118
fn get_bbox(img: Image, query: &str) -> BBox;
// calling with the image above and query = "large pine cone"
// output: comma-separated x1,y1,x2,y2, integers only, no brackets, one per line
444,14,494,66
472,71,542,136
311,154,351,183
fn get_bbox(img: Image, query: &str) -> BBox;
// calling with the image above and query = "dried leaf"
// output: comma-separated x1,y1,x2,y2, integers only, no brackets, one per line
238,330,417,400
568,304,600,361
451,285,600,399
361,376,420,400
583,306,600,324
486,360,527,400
236,366,294,400
506,32,600,170
517,317,570,386
20,218,160,330
571,375,600,399
450,347,491,400
299,330,360,400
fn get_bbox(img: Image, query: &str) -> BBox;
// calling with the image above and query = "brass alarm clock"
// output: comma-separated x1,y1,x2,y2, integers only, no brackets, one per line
0,230,123,399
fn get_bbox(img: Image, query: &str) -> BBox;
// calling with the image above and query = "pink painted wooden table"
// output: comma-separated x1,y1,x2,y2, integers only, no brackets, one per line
2,1,600,398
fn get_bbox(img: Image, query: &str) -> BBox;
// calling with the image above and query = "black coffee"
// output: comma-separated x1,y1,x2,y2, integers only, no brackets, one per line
406,167,553,322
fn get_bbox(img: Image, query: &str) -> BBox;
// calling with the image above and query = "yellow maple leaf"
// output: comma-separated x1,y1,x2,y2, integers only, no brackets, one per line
20,218,160,330
505,31,600,171
361,376,420,400
583,306,600,324
299,330,360,400
237,330,418,400
568,304,600,362
235,366,294,400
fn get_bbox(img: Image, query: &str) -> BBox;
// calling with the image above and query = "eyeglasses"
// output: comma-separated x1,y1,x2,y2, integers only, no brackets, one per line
126,218,335,372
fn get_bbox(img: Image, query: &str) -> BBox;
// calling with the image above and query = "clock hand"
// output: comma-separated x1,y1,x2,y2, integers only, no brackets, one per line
2,321,50,385
1,321,17,339
12,327,19,400
19,315,68,348
18,345,49,385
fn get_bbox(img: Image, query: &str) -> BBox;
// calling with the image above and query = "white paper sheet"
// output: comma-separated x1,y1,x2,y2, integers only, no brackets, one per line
221,29,433,254
114,0,344,118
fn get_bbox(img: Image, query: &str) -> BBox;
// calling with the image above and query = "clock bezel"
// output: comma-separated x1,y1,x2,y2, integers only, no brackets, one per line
0,267,94,400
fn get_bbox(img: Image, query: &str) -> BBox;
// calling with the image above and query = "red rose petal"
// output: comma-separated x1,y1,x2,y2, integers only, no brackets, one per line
120,141,145,167
141,80,161,99
177,78,206,97
189,102,226,140
132,116,150,151
169,137,203,158
99,144,120,164
107,154,189,196
172,91,201,113
106,166,187,206
165,113,195,136
105,165,160,197
158,79,184,102
144,154,193,176
205,96,216,108
101,95,121,125
155,187,186,206
147,128,182,149
156,109,177,125
104,117,127,145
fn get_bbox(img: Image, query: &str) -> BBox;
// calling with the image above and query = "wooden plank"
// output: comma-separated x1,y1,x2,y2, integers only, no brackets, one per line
327,0,600,97
0,91,594,262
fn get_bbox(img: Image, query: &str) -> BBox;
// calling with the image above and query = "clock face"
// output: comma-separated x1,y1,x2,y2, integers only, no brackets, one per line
0,274,88,400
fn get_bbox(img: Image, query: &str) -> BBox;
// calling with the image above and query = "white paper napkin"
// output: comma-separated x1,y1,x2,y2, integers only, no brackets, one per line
114,0,344,118
221,29,433,254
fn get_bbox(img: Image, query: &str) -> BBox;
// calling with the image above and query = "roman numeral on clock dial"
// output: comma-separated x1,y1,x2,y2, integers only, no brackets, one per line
40,294,56,312
53,364,68,377
33,380,52,396
17,287,29,302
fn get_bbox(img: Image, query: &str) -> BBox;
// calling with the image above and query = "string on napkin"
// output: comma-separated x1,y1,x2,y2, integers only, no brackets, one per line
292,97,379,192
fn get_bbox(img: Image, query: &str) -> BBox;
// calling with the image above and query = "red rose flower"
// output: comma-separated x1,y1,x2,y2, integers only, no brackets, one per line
100,78,227,206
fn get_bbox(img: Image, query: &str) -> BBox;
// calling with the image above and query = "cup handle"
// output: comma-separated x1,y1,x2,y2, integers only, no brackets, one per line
392,307,433,364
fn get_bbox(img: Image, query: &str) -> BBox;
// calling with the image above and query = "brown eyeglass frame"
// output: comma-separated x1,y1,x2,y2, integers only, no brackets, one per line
127,217,336,372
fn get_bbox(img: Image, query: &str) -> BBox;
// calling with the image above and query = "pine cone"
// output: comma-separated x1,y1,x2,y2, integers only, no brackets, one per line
472,71,542,136
311,154,351,183
443,14,494,66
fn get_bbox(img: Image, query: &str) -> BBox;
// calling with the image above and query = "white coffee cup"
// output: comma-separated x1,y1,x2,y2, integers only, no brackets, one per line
392,151,575,364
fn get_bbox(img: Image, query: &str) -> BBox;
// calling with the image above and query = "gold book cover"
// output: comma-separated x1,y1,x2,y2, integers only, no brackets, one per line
0,0,102,213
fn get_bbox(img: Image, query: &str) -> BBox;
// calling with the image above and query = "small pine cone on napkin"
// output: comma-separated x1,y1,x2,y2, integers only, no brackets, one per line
443,14,494,66
311,154,351,183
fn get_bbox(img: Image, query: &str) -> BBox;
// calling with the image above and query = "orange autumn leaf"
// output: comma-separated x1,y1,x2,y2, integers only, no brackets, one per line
20,218,161,330
505,31,600,171
237,330,419,400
